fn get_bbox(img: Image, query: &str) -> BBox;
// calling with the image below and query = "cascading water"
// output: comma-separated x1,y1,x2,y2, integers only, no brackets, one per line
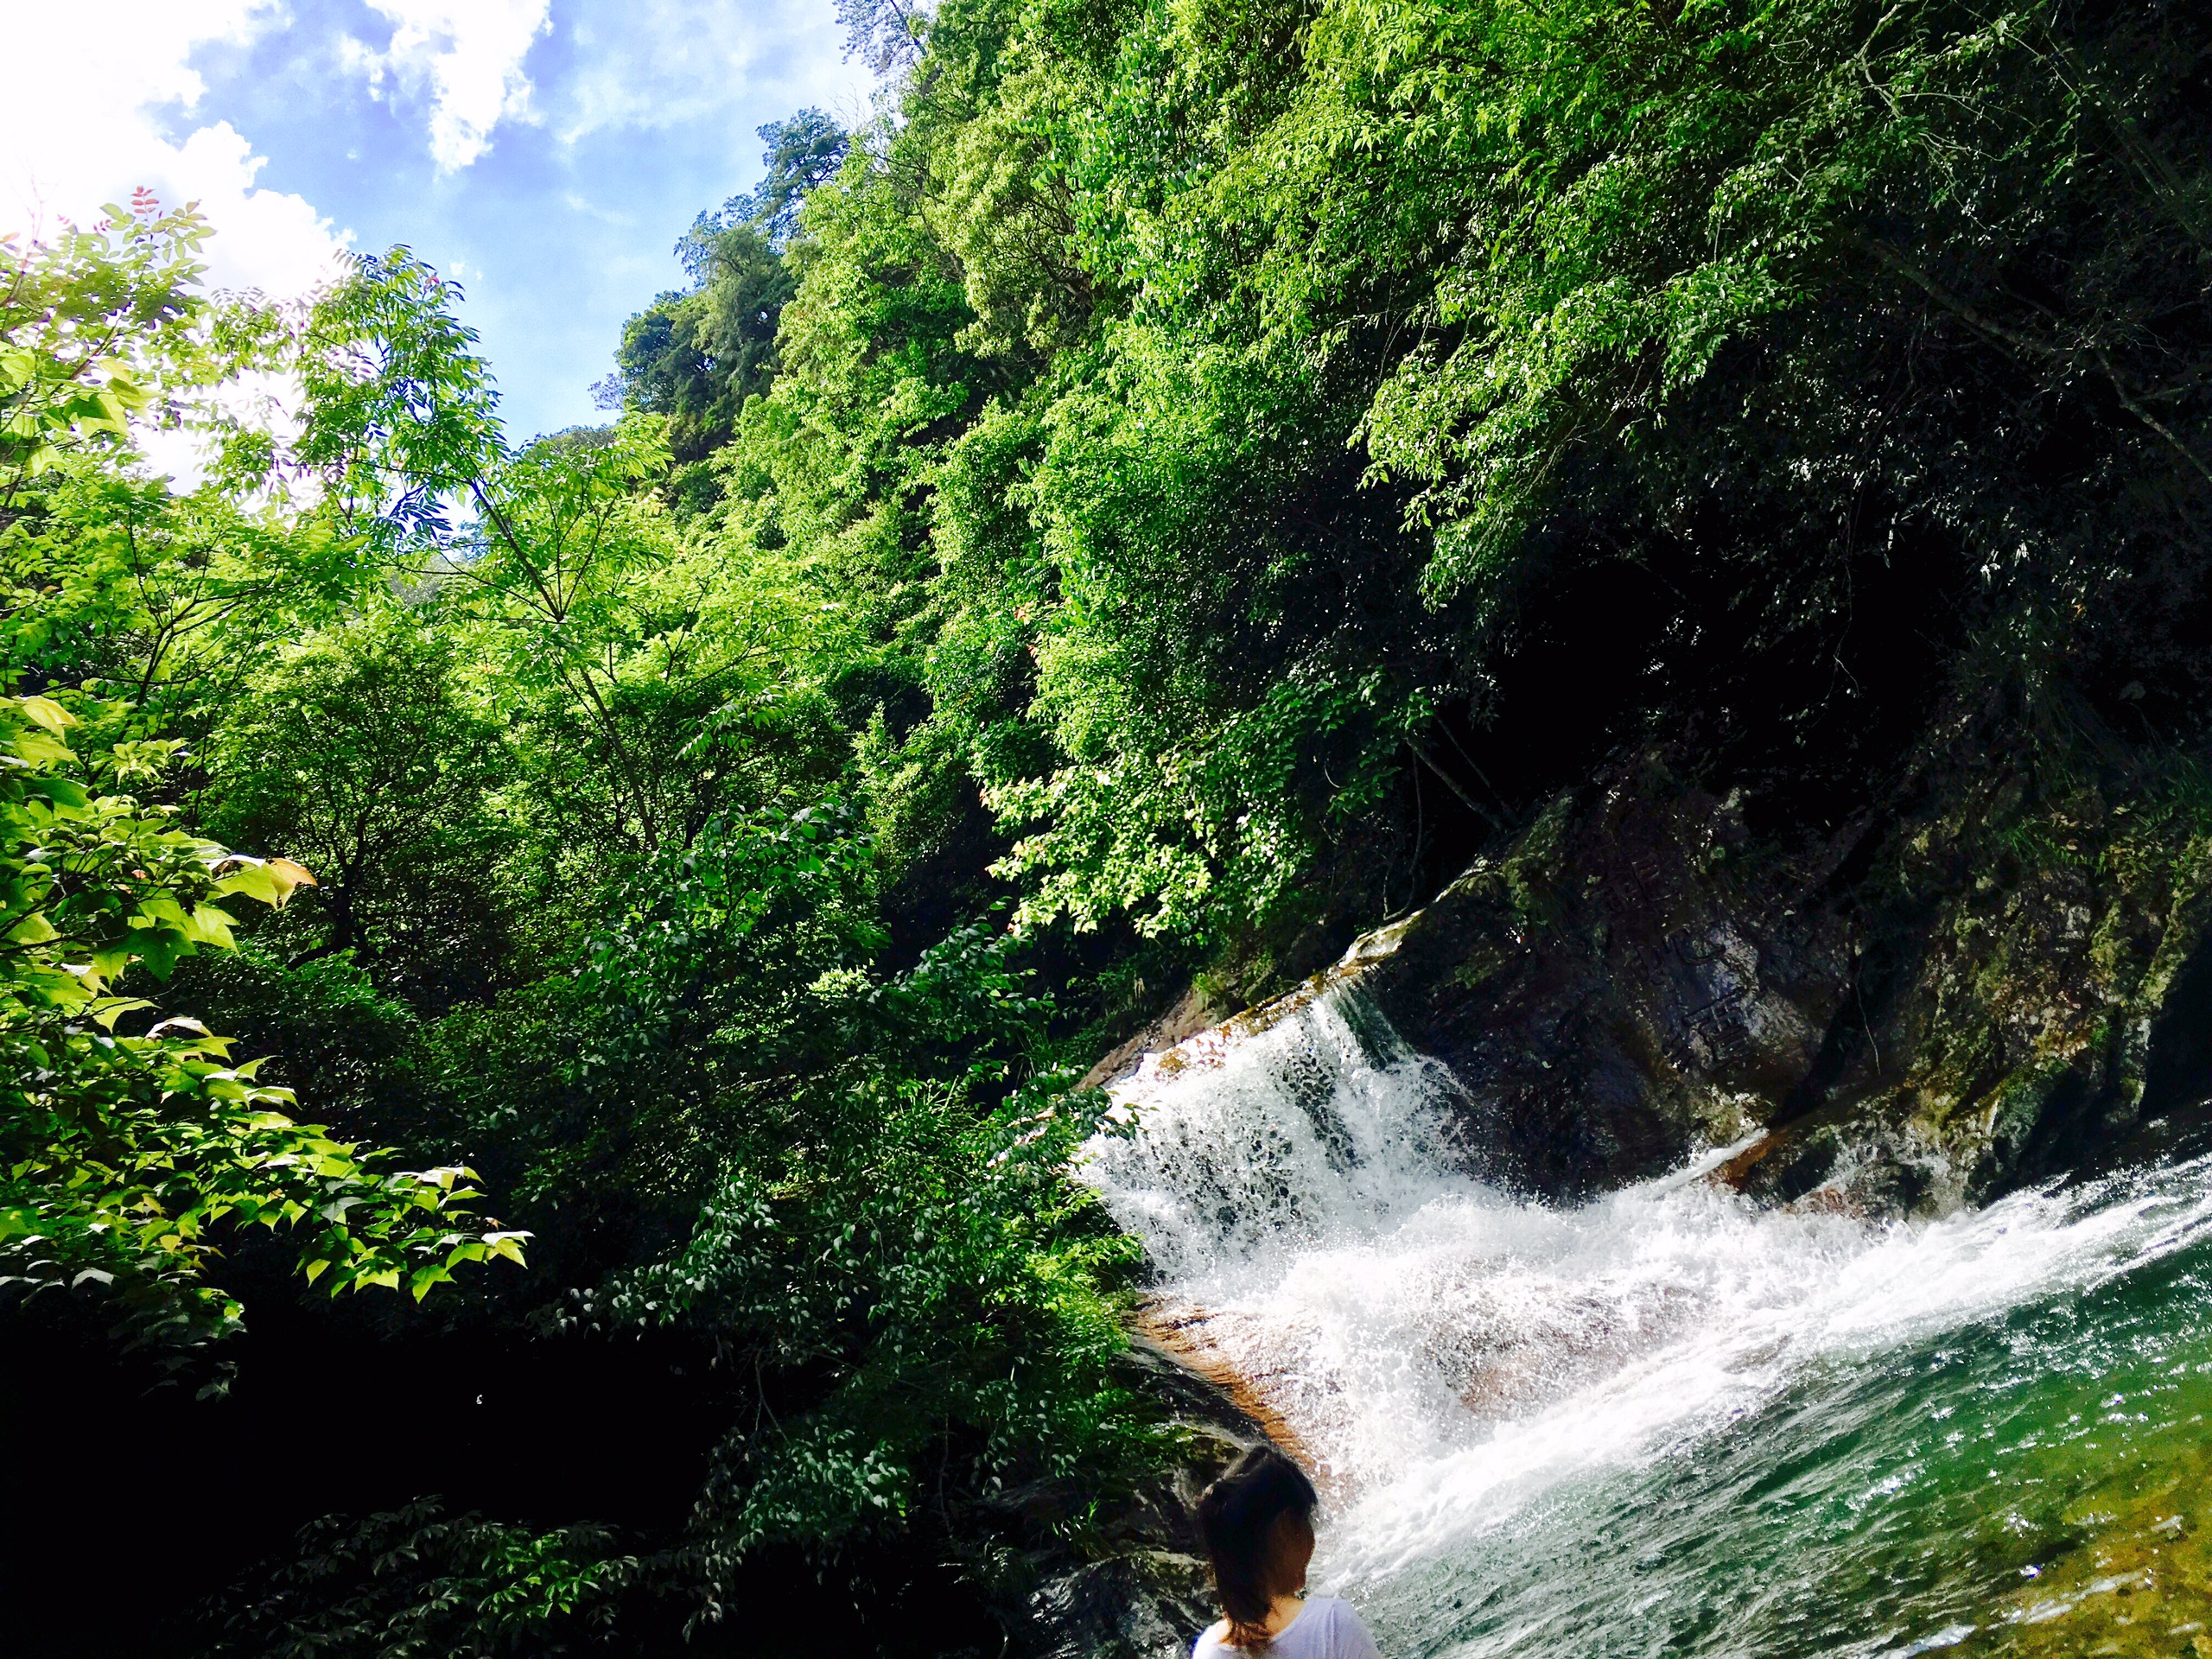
1079,985,2212,1658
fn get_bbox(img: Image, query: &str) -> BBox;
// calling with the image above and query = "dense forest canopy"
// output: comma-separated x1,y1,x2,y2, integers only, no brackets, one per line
5,0,2210,1649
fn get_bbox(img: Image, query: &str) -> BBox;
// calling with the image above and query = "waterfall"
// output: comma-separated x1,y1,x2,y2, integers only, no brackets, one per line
1078,984,2212,1657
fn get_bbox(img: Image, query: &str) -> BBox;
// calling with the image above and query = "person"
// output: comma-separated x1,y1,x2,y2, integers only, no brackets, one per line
1192,1445,1383,1658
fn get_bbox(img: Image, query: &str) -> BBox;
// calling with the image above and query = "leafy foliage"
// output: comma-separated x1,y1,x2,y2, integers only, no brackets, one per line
206,610,512,1002
701,110,853,252
20,0,2212,1646
667,0,2212,948
0,192,209,481
210,1501,658,1659
603,113,852,471
609,231,797,467
0,690,517,1349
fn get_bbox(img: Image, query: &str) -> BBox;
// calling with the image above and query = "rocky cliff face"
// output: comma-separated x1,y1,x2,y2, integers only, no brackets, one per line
1363,701,2212,1216
1001,1341,1274,1659
1084,704,2212,1228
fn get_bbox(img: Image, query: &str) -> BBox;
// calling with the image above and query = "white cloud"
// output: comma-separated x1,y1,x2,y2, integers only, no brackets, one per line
0,1,347,299
553,0,873,143
361,0,552,171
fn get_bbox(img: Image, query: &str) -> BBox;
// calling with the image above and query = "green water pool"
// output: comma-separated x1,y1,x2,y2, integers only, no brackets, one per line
1357,1159,2212,1659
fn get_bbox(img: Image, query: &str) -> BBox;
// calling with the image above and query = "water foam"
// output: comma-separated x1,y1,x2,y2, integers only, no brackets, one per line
1077,986,2212,1593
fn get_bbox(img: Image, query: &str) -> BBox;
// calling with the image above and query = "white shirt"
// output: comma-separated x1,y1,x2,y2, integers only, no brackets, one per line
1192,1596,1384,1659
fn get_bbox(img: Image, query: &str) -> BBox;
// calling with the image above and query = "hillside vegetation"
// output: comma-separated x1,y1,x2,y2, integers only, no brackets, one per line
5,0,2210,1651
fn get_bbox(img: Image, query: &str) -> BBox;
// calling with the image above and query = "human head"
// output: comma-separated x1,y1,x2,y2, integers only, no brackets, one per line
1196,1445,1319,1646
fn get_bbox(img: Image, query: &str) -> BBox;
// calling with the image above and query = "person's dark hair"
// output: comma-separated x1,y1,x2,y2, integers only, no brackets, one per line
1196,1445,1319,1648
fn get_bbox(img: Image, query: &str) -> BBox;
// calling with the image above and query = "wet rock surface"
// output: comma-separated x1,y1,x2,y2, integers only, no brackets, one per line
1360,758,1858,1198
1002,1343,1268,1659
1363,715,2212,1215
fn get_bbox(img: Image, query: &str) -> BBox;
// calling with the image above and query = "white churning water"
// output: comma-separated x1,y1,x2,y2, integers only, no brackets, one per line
1074,984,2212,1599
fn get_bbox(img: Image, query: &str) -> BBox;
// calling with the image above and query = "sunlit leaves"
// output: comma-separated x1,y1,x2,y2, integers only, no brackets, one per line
611,226,797,464
295,246,505,560
0,192,205,486
0,676,520,1345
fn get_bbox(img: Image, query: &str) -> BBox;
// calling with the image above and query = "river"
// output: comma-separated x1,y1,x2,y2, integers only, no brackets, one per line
1079,987,2212,1659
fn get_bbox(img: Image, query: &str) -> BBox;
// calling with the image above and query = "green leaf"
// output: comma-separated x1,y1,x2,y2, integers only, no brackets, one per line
22,776,91,809
5,912,58,945
16,696,79,737
8,728,73,766
88,997,154,1031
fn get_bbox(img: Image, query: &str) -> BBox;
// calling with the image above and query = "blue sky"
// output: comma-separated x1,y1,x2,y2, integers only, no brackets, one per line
4,1,874,442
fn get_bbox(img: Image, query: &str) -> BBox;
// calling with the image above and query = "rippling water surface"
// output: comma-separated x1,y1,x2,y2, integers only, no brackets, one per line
1078,988,2212,1659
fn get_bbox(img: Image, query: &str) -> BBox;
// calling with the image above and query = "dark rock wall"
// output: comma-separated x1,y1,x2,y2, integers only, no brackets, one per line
1011,1343,1272,1659
1364,709,2212,1216
1363,757,1857,1197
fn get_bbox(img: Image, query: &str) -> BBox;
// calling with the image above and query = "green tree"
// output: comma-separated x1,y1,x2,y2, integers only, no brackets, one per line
0,689,521,1349
608,231,797,466
206,607,514,1007
606,111,853,468
1,213,518,1353
704,108,851,251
